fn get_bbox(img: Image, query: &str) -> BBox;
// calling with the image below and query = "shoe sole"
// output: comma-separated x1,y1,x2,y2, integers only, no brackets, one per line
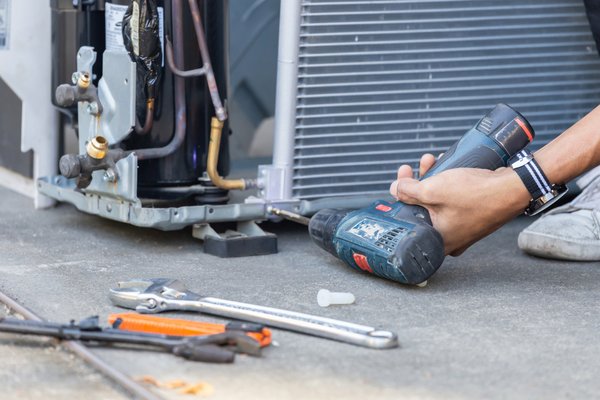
518,230,600,261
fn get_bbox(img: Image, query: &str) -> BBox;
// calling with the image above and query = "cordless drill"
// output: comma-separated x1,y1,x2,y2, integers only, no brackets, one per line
308,104,534,285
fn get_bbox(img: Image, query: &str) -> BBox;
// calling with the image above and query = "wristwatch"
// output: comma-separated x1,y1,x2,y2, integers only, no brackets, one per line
509,149,568,216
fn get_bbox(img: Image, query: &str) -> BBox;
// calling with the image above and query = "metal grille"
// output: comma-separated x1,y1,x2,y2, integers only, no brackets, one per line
292,0,600,200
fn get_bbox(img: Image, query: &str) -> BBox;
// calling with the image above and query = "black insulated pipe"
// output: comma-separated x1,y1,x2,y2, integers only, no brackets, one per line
132,0,187,161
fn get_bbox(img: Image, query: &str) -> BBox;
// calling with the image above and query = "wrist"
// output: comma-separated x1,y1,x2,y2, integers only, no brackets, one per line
494,167,532,214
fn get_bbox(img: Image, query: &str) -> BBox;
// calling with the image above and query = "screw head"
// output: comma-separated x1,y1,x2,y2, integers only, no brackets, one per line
103,169,117,183
86,102,99,115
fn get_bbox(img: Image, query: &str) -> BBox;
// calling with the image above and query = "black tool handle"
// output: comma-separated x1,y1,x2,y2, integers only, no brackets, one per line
0,318,240,363
173,344,235,363
422,103,534,179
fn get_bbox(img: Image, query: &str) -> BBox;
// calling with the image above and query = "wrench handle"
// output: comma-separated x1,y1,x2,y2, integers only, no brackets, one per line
187,297,398,349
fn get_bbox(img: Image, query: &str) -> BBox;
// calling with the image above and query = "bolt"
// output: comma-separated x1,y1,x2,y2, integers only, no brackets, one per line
106,203,112,212
86,102,99,115
143,298,158,310
103,169,117,183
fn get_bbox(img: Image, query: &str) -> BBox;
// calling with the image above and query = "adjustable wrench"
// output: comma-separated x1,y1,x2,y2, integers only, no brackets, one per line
109,278,398,349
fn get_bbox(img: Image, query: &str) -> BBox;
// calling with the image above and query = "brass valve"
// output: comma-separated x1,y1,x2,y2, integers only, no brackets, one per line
77,72,91,89
86,136,108,160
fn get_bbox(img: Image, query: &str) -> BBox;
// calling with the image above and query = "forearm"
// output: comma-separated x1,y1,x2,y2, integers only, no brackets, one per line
534,105,600,184
493,106,600,216
392,106,600,255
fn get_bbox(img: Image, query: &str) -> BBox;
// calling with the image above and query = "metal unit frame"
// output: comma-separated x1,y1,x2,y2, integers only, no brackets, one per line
38,176,268,230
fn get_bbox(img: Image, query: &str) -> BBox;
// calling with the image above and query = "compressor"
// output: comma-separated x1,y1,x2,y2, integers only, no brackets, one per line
44,0,275,257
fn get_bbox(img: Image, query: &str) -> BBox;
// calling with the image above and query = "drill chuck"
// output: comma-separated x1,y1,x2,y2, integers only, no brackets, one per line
309,104,535,285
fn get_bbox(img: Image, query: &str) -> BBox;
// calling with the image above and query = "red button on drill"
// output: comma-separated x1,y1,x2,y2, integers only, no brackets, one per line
375,204,392,212
353,253,373,273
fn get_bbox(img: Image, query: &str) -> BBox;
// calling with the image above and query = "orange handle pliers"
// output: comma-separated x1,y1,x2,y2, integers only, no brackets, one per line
108,313,272,347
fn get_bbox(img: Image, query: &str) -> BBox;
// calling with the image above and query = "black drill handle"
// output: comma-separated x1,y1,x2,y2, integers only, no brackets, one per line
422,143,505,179
422,103,534,180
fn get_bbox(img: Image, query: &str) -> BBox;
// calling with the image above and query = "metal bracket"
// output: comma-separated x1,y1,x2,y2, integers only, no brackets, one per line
77,46,97,76
77,47,136,151
258,164,293,201
192,223,220,240
84,153,139,203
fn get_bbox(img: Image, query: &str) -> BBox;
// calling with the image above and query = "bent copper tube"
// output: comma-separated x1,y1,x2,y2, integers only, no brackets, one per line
134,98,155,135
187,0,227,121
165,37,206,78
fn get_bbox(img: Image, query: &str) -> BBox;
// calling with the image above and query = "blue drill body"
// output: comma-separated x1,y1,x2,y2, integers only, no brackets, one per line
309,104,534,285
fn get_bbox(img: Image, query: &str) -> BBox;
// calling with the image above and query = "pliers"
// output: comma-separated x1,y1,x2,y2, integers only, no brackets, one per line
0,316,261,363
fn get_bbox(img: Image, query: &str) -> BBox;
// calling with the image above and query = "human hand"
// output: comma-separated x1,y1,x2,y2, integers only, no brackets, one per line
389,155,531,256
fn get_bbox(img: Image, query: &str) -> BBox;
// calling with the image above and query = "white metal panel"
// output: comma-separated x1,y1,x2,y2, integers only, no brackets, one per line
0,0,58,208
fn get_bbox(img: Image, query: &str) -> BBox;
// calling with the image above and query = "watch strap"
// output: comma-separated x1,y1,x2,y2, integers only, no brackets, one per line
509,149,552,200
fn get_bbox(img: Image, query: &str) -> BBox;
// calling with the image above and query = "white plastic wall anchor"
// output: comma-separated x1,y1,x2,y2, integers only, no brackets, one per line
317,289,355,307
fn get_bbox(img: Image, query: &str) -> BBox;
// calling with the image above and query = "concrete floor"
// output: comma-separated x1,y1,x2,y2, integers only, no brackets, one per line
1,185,599,399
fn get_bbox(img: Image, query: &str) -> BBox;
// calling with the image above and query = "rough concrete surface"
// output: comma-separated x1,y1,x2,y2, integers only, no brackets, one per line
0,185,599,399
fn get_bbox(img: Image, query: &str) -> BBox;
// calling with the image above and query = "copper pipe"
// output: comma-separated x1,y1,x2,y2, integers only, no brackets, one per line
188,2,258,191
187,0,227,121
134,98,155,135
207,117,255,190
165,37,206,77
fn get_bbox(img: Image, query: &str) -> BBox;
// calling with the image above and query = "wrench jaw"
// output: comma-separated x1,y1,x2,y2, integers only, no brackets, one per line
133,294,166,314
109,278,203,313
133,294,191,314
109,279,170,311
108,287,148,311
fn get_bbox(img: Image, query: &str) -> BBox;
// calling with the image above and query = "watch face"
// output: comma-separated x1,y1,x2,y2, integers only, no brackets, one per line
525,186,568,216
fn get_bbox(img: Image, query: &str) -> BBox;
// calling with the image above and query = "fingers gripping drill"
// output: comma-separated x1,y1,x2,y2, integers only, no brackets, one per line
308,104,535,285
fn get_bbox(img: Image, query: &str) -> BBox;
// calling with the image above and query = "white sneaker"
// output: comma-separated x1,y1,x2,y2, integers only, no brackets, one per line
518,174,600,261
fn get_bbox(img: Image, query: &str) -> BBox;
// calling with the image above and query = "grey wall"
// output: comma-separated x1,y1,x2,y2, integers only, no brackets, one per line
228,0,279,159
